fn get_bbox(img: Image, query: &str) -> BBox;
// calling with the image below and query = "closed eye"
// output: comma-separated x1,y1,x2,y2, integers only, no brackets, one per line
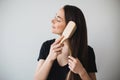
54,15,63,22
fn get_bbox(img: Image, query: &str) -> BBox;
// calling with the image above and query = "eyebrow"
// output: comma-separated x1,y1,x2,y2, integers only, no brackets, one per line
56,15,64,20
57,16,63,19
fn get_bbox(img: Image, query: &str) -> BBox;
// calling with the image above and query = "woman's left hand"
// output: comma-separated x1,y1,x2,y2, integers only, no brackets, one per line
68,56,84,74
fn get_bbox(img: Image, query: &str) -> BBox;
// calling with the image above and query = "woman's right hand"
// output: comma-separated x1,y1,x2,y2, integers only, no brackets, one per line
47,36,64,62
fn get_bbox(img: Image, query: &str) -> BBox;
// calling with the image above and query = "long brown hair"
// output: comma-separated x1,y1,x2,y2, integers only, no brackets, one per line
63,5,88,80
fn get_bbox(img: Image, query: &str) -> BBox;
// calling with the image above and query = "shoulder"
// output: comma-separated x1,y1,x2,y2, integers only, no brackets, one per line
42,39,55,46
37,39,55,61
88,45,93,50
88,45,94,53
40,38,55,51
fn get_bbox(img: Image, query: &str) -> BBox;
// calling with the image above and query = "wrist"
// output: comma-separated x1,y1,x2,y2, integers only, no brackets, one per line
78,68,91,80
46,56,55,63
78,68,86,77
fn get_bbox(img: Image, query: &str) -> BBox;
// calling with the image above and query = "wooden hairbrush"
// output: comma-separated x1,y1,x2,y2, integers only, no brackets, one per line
60,21,76,56
60,21,76,44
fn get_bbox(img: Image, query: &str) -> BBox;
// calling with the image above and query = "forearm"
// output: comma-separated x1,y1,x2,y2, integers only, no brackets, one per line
34,36,64,80
34,58,54,80
78,68,92,80
68,56,96,80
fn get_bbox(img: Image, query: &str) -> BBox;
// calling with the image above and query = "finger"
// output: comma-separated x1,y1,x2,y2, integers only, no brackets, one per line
68,59,75,69
68,56,76,62
68,59,74,65
52,43,62,49
68,64,74,72
68,65,72,70
54,47,62,52
56,51,61,55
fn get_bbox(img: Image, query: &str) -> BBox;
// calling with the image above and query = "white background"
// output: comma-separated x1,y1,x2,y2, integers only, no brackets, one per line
0,0,120,80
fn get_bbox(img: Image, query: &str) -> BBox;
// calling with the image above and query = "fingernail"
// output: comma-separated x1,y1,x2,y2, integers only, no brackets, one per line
68,56,71,58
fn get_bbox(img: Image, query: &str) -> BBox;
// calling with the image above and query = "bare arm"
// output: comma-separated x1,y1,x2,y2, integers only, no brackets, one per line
68,56,97,80
34,59,54,80
34,36,63,80
78,69,96,80
89,73,96,80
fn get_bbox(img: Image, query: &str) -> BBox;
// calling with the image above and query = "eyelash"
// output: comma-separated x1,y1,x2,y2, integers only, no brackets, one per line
54,16,62,22
56,19,61,22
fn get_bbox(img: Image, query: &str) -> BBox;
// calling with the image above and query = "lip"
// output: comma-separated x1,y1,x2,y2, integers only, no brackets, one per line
52,26,55,29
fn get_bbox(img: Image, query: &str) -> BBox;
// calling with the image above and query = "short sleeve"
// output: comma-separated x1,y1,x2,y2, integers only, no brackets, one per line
37,39,55,61
37,42,49,61
87,46,97,72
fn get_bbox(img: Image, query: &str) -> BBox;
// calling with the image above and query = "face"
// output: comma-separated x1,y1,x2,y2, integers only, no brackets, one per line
51,8,66,35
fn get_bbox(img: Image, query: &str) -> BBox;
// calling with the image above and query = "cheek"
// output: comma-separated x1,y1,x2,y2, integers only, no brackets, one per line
52,23,66,34
57,24,66,33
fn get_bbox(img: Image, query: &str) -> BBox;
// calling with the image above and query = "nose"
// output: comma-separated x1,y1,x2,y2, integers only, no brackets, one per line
51,19,54,24
51,18,56,24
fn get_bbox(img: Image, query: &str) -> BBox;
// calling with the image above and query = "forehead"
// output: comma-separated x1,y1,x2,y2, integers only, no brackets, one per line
56,8,65,19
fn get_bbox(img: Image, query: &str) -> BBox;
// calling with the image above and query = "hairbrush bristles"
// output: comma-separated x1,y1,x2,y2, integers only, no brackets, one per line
60,21,76,44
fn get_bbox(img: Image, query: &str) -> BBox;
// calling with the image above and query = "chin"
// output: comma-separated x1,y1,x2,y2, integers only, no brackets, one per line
51,31,61,35
51,30,57,34
52,32,58,34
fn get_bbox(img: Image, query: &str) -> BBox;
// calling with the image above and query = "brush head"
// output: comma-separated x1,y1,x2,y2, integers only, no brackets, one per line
60,21,76,44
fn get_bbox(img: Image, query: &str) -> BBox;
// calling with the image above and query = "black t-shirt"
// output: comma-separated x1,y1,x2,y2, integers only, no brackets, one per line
37,39,97,80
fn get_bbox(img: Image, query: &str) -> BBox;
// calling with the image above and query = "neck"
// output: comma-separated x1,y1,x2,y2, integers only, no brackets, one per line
57,40,71,66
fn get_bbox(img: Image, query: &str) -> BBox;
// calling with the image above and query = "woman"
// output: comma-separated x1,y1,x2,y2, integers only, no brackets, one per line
34,5,97,80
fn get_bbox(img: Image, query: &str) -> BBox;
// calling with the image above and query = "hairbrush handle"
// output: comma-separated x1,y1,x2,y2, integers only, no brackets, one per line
60,37,72,56
60,36,66,44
